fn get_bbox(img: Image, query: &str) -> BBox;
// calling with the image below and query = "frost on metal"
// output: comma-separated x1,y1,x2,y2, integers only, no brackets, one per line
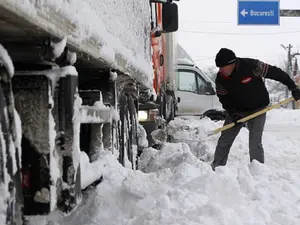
14,110,22,171
49,88,61,211
137,123,148,148
80,92,119,124
72,93,83,171
109,70,118,82
67,52,77,66
0,44,14,78
44,66,78,93
3,0,153,87
50,36,67,60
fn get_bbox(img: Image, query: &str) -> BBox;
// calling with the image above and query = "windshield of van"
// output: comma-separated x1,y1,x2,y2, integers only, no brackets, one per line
197,68,216,87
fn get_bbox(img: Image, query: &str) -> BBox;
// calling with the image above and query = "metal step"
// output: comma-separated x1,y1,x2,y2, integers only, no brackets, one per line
79,106,117,124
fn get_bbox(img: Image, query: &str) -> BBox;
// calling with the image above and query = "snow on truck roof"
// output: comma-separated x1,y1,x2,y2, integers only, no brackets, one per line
0,0,153,88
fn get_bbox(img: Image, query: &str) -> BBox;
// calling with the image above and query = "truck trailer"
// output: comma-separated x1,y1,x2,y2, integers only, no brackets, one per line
0,0,179,224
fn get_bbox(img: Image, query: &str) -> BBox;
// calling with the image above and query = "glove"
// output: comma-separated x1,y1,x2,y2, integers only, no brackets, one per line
230,112,244,126
292,88,300,101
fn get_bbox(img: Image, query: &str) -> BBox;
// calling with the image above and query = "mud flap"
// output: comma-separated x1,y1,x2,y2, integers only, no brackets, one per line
13,75,51,215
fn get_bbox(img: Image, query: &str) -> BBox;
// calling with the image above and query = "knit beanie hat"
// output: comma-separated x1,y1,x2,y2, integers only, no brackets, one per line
215,48,236,67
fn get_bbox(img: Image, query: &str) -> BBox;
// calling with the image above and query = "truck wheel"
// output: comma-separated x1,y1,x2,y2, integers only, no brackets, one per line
118,94,126,166
118,93,137,169
127,95,138,170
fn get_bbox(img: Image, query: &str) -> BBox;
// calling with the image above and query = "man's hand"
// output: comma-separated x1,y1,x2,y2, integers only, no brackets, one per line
292,88,300,102
231,112,244,126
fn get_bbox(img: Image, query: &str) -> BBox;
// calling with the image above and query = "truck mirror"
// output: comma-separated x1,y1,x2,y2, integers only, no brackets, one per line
162,3,178,33
206,82,215,95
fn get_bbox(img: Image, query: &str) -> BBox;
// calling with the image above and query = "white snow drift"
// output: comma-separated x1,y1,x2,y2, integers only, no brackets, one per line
25,108,300,225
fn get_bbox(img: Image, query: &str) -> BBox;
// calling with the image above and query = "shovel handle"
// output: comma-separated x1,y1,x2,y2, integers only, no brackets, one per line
208,97,295,136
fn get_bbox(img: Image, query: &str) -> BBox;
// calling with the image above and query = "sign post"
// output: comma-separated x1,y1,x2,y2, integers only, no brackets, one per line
238,0,280,25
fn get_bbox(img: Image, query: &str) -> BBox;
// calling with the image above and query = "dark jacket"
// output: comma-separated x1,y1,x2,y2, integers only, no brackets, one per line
215,57,297,115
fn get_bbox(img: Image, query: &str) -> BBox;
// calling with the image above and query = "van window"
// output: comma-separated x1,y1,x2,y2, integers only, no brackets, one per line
197,74,208,94
177,70,197,92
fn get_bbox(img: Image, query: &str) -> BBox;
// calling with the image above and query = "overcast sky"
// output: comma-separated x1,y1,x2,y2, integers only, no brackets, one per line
177,0,300,69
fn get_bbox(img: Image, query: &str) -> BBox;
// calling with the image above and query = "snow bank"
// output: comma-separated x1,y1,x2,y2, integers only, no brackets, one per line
26,110,300,225
38,129,300,225
139,143,197,173
166,117,221,160
4,0,153,87
88,122,300,225
80,151,105,190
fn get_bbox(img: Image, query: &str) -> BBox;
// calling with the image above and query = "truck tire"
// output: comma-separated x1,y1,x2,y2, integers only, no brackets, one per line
127,95,138,170
118,94,126,167
118,93,137,169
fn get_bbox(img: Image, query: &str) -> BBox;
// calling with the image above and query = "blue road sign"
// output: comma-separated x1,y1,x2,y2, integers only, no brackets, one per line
238,0,280,25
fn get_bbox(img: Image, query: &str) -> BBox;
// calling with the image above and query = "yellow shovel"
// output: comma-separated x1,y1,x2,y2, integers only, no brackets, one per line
207,97,295,136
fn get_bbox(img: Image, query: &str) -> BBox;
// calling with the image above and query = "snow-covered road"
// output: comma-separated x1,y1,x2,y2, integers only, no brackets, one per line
265,124,300,138
27,109,300,225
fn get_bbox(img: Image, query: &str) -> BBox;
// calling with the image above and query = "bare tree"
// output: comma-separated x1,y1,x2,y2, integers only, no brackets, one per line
265,59,290,105
203,66,218,81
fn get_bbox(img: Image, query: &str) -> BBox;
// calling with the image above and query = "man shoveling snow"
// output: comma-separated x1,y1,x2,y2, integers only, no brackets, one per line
211,48,300,171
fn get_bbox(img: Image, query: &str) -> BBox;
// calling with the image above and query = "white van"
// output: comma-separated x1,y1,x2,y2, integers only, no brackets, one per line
174,62,226,121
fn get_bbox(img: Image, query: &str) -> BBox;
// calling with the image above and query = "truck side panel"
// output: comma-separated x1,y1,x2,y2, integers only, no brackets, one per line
0,0,153,89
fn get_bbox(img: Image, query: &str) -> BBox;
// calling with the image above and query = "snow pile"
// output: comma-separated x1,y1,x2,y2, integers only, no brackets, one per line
139,142,197,173
26,109,300,225
166,117,221,160
80,151,105,189
137,123,148,148
5,0,153,87
33,135,300,225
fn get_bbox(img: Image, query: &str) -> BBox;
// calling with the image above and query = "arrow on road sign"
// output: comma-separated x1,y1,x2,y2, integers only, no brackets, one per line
241,9,249,17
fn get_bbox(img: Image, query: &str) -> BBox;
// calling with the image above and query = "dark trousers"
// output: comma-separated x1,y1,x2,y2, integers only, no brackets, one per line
211,111,266,170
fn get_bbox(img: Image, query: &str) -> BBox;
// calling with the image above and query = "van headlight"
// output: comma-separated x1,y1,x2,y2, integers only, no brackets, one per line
138,110,148,121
